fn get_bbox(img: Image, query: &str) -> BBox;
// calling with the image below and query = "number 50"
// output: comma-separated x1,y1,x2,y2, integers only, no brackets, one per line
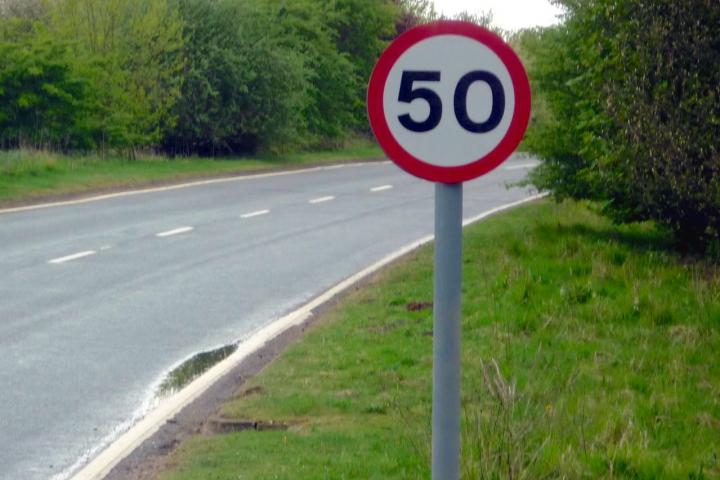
397,70,505,134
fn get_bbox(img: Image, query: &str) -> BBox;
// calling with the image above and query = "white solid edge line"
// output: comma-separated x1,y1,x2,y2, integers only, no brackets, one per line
240,209,270,219
156,226,194,238
0,161,392,216
505,163,540,170
48,250,97,265
370,185,393,192
309,196,335,204
70,192,547,480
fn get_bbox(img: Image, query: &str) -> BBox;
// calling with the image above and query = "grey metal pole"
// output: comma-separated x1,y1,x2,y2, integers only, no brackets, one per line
432,182,463,480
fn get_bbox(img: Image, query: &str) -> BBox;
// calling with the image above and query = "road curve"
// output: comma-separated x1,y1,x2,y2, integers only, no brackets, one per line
0,157,538,479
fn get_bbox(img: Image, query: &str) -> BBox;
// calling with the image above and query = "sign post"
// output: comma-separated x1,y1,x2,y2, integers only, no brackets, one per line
432,182,463,479
367,21,531,479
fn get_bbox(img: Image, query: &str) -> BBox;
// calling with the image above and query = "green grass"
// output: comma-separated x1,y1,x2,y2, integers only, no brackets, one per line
159,200,720,480
0,140,382,204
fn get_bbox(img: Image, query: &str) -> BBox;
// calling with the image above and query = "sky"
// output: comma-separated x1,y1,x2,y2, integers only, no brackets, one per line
433,0,565,32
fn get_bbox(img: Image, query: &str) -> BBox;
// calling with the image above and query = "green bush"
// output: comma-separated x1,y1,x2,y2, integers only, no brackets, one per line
1,0,185,153
43,0,185,152
162,0,309,155
1,0,399,156
0,19,89,149
523,0,720,252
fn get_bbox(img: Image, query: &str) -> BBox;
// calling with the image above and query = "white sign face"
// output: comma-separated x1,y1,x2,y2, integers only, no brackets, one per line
383,35,515,167
368,21,531,183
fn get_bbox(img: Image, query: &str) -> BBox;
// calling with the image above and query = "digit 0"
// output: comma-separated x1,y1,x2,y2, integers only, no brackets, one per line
454,71,504,133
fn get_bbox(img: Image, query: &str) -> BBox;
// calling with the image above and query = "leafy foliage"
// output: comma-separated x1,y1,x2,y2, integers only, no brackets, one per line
523,0,720,251
321,0,398,134
393,0,437,33
263,0,359,145
0,18,88,149
162,0,309,155
0,0,400,156
43,0,185,151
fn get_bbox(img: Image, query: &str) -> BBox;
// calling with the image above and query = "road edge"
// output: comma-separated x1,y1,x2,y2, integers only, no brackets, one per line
0,161,389,215
71,192,547,480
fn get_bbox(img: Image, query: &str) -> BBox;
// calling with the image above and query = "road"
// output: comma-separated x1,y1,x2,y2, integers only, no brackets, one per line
0,157,538,479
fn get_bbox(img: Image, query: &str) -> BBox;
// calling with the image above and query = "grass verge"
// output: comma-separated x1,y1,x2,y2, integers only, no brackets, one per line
159,200,720,479
0,140,382,205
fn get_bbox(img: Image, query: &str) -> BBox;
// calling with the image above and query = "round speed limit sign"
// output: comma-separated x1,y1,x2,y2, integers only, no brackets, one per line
368,21,531,183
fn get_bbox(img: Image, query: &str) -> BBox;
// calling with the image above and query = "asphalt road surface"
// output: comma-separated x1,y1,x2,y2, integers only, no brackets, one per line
0,157,538,479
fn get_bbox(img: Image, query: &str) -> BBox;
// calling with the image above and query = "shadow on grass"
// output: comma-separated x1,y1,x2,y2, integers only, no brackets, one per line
564,222,671,252
535,218,673,255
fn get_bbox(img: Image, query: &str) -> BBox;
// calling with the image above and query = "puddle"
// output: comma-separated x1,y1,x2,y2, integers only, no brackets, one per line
157,344,238,396
55,343,240,479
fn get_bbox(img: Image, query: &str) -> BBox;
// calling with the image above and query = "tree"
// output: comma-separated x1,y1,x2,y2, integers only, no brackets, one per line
524,0,720,251
393,0,437,34
260,0,360,144
320,0,398,132
0,17,89,149
162,0,309,155
42,0,184,153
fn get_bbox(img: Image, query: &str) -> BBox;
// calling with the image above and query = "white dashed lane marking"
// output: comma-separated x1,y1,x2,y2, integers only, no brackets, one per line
48,250,97,265
241,210,270,219
156,226,194,238
308,196,335,204
370,185,393,192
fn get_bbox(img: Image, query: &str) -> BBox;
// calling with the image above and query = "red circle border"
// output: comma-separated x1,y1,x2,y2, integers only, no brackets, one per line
367,21,531,184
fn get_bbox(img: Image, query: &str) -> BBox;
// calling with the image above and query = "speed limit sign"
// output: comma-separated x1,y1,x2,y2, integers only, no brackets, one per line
367,21,532,480
367,21,531,183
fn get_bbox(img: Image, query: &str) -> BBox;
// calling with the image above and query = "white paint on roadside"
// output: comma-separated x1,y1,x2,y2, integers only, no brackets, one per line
68,192,547,480
156,227,193,238
505,162,539,170
0,161,392,216
309,196,335,204
370,185,393,192
49,250,97,265
240,209,270,219
99,245,112,251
